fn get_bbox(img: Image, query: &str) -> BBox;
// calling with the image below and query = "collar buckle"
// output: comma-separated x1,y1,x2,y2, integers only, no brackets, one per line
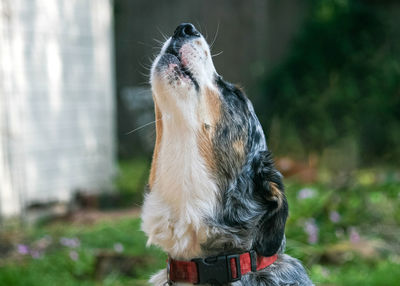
192,253,241,285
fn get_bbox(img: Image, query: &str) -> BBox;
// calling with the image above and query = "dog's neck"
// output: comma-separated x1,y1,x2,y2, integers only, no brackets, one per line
142,114,218,260
155,114,216,198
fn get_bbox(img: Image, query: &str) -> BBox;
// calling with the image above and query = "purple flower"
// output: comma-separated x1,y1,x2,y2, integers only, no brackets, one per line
304,218,319,244
69,250,79,261
349,227,361,243
297,188,316,200
60,237,80,248
114,243,124,253
329,211,341,223
17,244,29,255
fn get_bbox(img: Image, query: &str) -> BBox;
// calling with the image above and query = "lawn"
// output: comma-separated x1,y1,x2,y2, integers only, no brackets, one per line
0,160,399,285
0,216,165,286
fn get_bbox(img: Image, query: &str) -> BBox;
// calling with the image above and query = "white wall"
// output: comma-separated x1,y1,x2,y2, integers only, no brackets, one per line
0,0,115,216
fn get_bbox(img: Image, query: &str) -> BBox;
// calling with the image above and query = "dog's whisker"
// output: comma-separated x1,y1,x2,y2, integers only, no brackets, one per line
212,51,224,58
140,66,151,72
210,22,220,49
139,61,152,71
153,38,165,47
195,20,203,34
137,41,153,48
140,65,152,72
156,26,168,41
129,88,151,97
138,71,151,79
125,118,163,135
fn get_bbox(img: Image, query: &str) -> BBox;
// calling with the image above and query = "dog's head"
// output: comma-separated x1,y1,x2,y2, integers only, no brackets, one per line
150,23,266,188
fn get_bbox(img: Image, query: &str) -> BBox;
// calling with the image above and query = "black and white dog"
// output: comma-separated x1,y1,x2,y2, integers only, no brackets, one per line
141,23,313,286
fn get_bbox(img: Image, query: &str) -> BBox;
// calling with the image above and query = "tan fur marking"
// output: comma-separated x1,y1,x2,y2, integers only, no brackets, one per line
197,88,221,172
232,140,245,160
268,182,283,208
198,124,216,172
149,101,163,189
203,88,221,124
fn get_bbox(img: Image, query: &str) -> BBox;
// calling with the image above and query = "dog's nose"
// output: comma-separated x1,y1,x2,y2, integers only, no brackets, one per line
173,23,200,39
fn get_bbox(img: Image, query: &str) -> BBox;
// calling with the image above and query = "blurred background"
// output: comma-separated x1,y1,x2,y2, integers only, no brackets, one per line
1,0,399,285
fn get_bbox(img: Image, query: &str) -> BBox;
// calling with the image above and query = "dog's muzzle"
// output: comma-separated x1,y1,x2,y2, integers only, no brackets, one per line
155,23,201,90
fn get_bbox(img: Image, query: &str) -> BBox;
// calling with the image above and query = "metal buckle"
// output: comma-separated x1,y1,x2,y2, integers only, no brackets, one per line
192,254,241,285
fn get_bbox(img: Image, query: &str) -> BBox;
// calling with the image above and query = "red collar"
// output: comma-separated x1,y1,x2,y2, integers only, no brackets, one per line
168,251,278,284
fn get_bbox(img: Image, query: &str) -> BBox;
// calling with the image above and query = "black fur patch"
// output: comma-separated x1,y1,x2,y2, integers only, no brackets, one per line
252,151,288,256
202,76,288,258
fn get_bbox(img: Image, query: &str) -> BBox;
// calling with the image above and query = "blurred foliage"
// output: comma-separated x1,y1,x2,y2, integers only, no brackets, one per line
257,0,400,164
115,158,150,206
283,177,400,286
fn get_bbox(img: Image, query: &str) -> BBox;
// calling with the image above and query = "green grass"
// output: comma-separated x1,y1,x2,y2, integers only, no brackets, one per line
310,260,400,286
1,209,400,285
0,159,399,285
0,218,165,286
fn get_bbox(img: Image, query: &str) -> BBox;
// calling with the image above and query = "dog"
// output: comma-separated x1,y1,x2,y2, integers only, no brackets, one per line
141,23,313,286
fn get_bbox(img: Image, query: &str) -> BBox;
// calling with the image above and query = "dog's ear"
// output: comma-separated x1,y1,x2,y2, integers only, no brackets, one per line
251,150,288,256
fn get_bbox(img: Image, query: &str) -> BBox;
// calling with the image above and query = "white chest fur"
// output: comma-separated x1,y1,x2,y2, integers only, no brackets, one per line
141,116,218,260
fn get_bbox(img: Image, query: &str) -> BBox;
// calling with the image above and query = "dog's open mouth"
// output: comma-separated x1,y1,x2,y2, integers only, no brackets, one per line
166,52,192,78
163,50,198,88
